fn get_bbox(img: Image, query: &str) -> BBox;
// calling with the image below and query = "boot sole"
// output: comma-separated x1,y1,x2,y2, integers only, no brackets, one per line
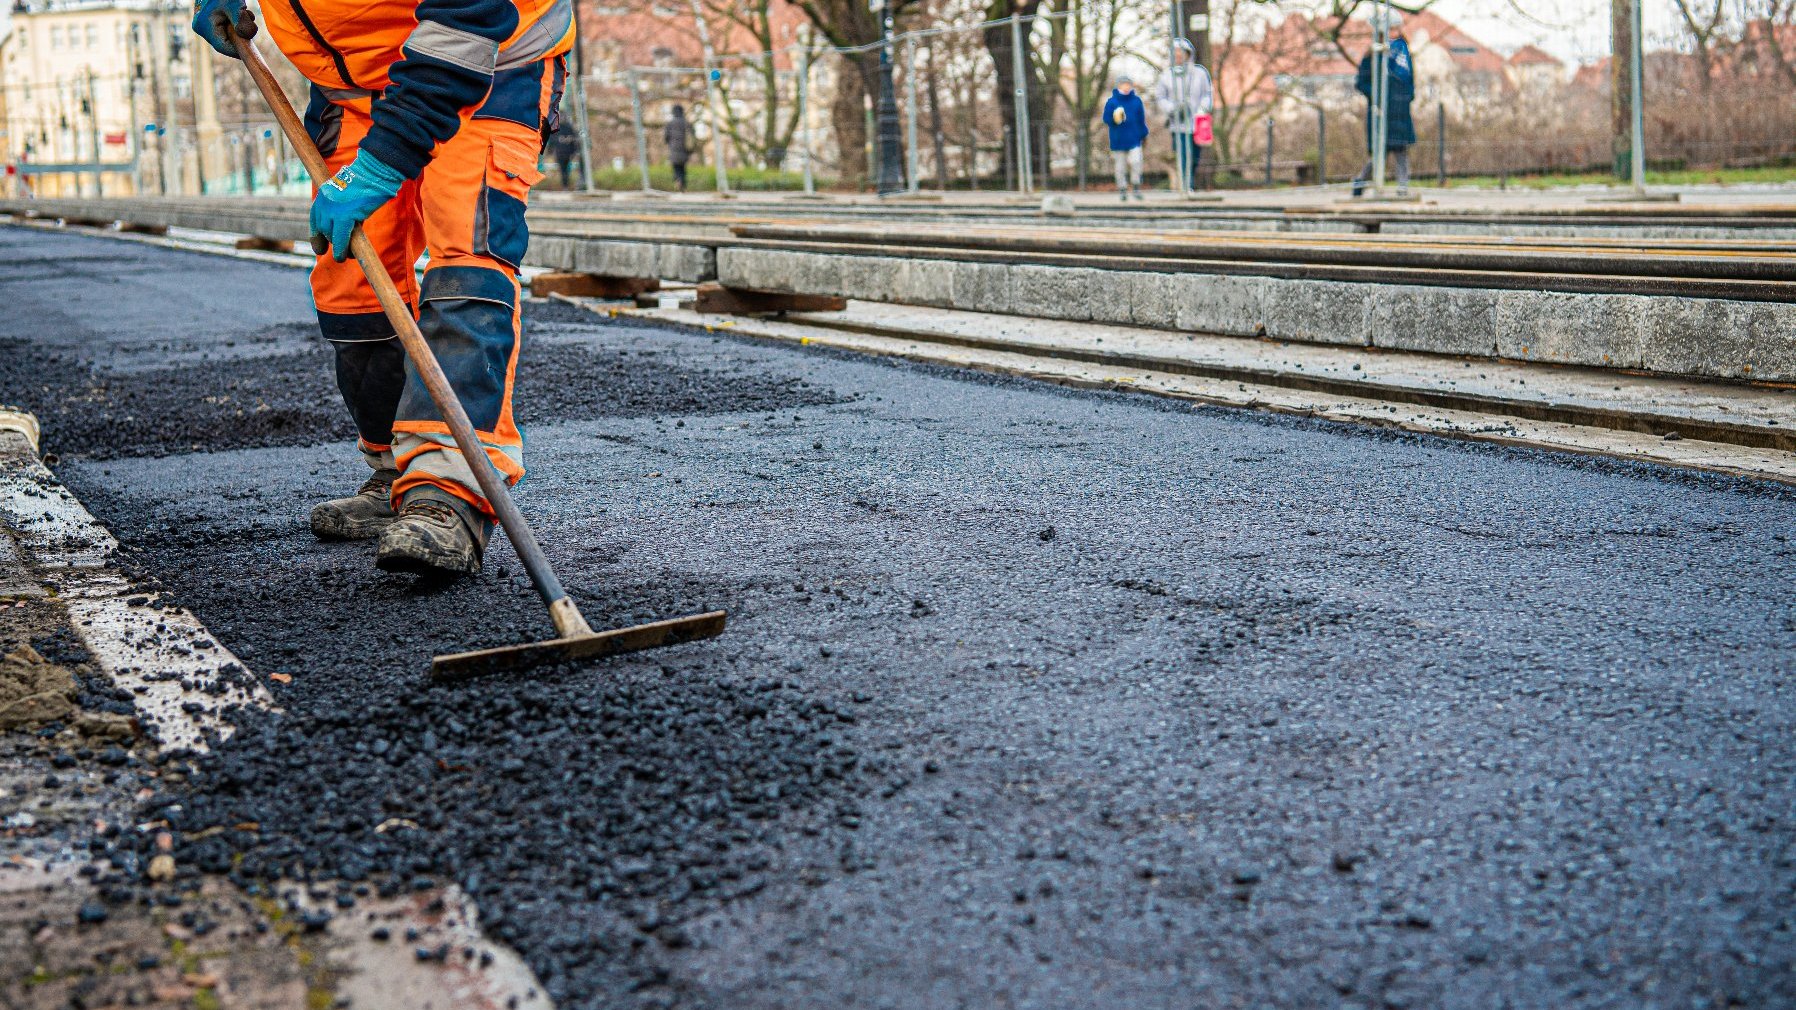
375,538,482,578
311,515,395,541
375,552,481,579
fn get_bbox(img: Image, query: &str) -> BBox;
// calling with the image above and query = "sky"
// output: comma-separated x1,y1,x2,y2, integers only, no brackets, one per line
0,2,1702,72
1392,0,1684,65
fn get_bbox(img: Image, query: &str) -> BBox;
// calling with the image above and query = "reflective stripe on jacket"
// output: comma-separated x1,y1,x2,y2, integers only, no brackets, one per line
263,0,575,177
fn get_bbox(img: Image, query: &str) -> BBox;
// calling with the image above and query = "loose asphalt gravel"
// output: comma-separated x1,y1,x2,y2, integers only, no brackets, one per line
3,224,1794,1010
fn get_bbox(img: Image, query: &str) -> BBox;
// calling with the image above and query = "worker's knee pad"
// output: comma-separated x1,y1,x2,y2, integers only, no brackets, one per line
331,336,407,449
399,266,520,437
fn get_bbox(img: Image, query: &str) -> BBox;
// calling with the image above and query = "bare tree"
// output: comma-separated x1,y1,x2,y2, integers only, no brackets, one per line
1045,0,1133,186
691,0,818,168
1671,0,1727,93
981,0,1054,183
791,0,922,187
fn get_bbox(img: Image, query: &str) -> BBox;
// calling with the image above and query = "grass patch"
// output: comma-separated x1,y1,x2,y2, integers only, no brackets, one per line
1444,164,1796,189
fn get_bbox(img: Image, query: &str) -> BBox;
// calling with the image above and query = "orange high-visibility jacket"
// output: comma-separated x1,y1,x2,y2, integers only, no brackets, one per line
262,0,574,177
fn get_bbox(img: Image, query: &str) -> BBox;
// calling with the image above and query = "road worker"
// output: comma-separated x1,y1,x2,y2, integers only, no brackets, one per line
193,0,572,577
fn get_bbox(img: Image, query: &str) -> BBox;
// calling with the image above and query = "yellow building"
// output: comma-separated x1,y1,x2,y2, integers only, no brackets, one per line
0,0,221,196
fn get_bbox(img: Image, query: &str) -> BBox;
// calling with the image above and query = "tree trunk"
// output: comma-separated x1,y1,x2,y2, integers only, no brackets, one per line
981,2,1040,186
1610,0,1633,178
831,55,871,188
926,59,949,189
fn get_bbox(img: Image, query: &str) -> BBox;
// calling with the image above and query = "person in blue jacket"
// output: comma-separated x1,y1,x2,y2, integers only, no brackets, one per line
1352,12,1415,196
1103,73,1150,201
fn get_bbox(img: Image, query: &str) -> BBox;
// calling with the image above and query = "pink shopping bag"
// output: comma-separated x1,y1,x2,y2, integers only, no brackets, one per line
1193,115,1214,146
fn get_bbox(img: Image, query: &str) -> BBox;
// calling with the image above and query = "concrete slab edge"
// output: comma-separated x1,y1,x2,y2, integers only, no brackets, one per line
713,246,1796,383
631,306,1796,488
0,418,557,1009
0,425,267,753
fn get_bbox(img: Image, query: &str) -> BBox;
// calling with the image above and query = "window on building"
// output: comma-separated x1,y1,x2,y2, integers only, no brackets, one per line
1450,45,1478,56
87,25,99,48
51,26,63,50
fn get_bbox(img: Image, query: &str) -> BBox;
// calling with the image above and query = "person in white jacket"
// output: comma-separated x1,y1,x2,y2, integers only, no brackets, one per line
1154,38,1213,192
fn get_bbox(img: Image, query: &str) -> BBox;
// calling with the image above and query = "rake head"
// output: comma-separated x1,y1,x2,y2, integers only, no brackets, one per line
430,610,728,682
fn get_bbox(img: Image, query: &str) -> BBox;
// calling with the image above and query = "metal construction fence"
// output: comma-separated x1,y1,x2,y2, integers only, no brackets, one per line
10,9,1796,200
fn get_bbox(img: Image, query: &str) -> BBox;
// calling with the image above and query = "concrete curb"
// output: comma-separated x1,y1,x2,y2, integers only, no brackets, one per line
714,246,1796,383
0,408,39,455
0,414,268,752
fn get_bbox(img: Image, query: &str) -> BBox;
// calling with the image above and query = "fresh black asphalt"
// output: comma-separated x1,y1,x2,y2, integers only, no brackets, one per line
4,225,1794,1010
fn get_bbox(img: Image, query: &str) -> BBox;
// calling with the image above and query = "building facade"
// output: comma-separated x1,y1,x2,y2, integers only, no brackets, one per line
0,0,222,196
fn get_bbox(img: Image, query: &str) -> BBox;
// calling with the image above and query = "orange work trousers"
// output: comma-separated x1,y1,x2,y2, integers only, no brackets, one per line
305,59,562,517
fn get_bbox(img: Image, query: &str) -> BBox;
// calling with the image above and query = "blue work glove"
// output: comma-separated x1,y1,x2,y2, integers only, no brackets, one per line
192,0,256,59
309,151,407,263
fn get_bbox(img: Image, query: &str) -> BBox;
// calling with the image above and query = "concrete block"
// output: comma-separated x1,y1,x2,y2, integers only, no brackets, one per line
1374,285,1500,357
1009,265,1107,322
897,258,957,308
951,262,1013,315
717,247,789,291
792,249,846,296
1639,298,1796,382
662,245,715,283
526,236,579,271
1123,272,1179,329
1496,290,1646,368
1260,278,1369,346
1172,273,1265,338
837,255,903,303
571,240,647,277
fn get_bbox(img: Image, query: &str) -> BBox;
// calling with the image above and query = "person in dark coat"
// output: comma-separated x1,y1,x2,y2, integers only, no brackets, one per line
1352,13,1415,196
549,123,581,188
1102,73,1150,201
663,105,692,192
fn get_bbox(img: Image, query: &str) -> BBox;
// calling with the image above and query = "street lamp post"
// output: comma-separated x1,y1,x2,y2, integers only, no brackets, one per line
1370,0,1390,196
873,0,906,195
1629,0,1645,195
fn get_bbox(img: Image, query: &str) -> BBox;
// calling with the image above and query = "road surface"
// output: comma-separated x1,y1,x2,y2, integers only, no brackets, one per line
3,225,1792,1009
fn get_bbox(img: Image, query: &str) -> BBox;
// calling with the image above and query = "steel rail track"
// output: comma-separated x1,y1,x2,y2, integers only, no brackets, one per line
726,235,1796,302
728,224,1796,287
775,313,1795,453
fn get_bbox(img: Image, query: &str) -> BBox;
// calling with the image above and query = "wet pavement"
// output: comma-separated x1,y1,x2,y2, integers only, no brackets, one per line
3,224,1794,1010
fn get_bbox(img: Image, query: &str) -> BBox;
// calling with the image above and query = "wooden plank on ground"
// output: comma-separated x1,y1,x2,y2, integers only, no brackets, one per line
529,272,660,299
693,282,846,315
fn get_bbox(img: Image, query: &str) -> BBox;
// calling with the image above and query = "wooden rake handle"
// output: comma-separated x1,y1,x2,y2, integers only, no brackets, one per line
233,31,594,639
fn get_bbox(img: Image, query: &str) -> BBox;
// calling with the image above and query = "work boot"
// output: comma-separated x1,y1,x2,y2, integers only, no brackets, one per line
375,486,493,578
310,468,398,540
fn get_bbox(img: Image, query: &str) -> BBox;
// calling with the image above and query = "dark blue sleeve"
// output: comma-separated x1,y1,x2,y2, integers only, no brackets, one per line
1390,40,1414,85
1355,56,1372,98
360,0,521,178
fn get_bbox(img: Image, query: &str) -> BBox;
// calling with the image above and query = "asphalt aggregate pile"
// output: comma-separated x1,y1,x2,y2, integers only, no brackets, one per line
4,225,1794,1009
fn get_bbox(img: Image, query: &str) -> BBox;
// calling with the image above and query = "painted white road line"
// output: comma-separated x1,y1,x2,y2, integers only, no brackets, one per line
0,418,558,1007
0,425,269,753
296,884,553,1010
